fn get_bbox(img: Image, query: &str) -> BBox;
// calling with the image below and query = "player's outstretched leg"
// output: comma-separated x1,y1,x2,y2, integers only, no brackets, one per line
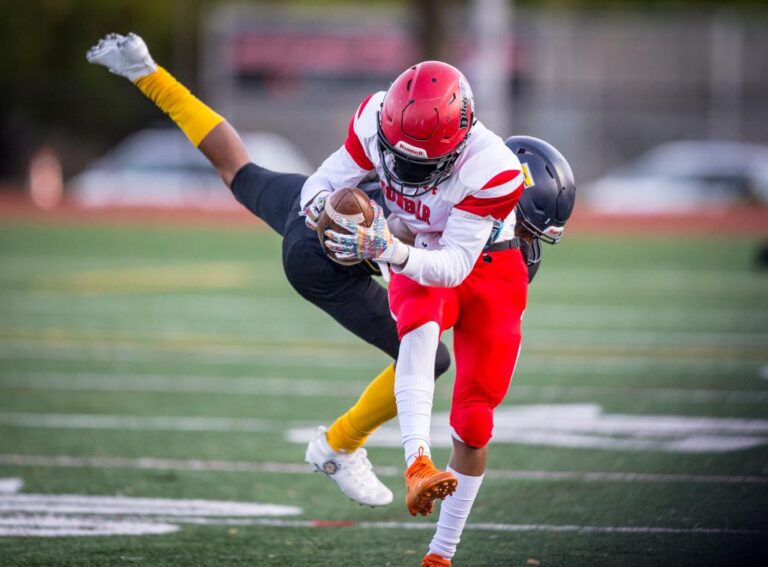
305,340,451,507
305,426,393,507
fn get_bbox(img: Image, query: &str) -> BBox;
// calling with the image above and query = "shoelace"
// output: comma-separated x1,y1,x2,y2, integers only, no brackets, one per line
343,449,374,477
408,457,435,479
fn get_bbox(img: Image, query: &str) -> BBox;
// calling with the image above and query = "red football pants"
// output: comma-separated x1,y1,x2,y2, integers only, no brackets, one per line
388,248,528,448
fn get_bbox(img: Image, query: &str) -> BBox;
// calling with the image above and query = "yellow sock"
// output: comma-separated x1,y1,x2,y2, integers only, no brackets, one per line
326,364,397,452
134,67,224,147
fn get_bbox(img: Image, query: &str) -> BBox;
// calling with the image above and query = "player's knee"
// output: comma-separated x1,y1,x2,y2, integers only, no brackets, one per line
282,238,334,302
434,342,451,379
450,402,494,449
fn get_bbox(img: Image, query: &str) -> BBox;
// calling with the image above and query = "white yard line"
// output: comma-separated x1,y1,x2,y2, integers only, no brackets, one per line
0,516,180,537
4,405,768,453
1,454,766,485
5,292,765,317
0,494,301,517
2,372,767,403
0,343,761,369
157,517,768,536
0,373,368,398
0,344,384,368
0,477,23,494
1,327,766,349
0,412,311,433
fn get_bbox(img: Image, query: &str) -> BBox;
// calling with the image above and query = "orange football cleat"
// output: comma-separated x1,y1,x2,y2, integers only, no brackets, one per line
404,452,457,516
421,553,452,566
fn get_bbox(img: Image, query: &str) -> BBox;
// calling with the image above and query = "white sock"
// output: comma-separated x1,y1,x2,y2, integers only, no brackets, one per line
428,466,484,559
395,322,439,467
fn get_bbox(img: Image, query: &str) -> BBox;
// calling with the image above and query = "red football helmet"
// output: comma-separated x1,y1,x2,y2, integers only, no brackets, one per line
377,61,476,196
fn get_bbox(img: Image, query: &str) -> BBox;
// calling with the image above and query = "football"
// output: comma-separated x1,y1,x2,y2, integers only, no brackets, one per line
316,187,375,266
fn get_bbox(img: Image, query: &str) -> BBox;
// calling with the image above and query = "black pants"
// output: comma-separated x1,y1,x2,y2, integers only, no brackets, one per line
230,163,451,377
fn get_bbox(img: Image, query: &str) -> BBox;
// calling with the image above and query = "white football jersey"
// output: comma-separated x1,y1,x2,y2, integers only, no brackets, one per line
301,91,526,287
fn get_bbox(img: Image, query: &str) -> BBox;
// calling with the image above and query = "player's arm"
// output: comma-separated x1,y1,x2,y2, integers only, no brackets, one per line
300,95,378,229
327,171,523,287
86,33,248,187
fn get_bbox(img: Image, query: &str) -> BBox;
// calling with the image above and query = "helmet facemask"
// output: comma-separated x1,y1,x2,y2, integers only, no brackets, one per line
516,202,565,246
376,112,465,198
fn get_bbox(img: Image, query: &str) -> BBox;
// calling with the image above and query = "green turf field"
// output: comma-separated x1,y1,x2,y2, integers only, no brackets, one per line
0,222,766,566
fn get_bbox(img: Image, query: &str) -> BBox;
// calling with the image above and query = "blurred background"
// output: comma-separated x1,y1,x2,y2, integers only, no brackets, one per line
1,2,768,565
2,0,768,215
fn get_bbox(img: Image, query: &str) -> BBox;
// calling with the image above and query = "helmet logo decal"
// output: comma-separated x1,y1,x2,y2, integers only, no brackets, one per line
521,162,535,188
395,140,428,158
543,226,563,239
458,76,474,129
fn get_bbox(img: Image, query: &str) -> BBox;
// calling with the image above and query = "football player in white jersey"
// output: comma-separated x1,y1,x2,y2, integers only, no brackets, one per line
303,62,536,566
86,35,576,565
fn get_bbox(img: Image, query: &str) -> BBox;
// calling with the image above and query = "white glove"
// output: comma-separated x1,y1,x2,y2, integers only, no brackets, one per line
86,32,157,82
302,190,330,231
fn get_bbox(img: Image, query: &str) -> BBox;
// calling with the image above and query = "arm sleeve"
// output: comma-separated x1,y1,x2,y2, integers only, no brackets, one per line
392,209,494,288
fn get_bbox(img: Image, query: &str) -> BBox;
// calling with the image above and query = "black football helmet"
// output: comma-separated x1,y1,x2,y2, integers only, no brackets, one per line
505,136,576,268
506,136,576,244
505,136,576,274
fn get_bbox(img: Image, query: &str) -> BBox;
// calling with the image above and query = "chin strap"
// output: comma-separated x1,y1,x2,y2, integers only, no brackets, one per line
520,237,542,283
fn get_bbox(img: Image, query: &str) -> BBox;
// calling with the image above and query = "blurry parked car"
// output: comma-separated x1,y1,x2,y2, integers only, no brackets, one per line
70,128,314,209
582,141,768,213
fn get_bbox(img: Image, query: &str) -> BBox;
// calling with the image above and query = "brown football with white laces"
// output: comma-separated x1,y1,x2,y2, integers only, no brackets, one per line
316,187,375,266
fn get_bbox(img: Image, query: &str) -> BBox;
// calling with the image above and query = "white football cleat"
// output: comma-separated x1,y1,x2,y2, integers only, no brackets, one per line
86,32,157,82
305,427,393,507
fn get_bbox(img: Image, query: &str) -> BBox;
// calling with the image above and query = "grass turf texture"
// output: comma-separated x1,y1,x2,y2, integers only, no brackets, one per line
0,222,766,566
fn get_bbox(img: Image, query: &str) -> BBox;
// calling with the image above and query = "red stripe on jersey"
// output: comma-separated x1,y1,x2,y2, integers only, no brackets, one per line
357,94,375,119
481,169,520,190
454,182,523,220
344,115,375,171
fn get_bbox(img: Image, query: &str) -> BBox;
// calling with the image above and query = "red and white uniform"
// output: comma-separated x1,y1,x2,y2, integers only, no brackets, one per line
301,91,524,287
302,92,528,447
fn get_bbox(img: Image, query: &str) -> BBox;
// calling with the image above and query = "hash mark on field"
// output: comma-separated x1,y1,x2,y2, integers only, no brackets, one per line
1,454,766,485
